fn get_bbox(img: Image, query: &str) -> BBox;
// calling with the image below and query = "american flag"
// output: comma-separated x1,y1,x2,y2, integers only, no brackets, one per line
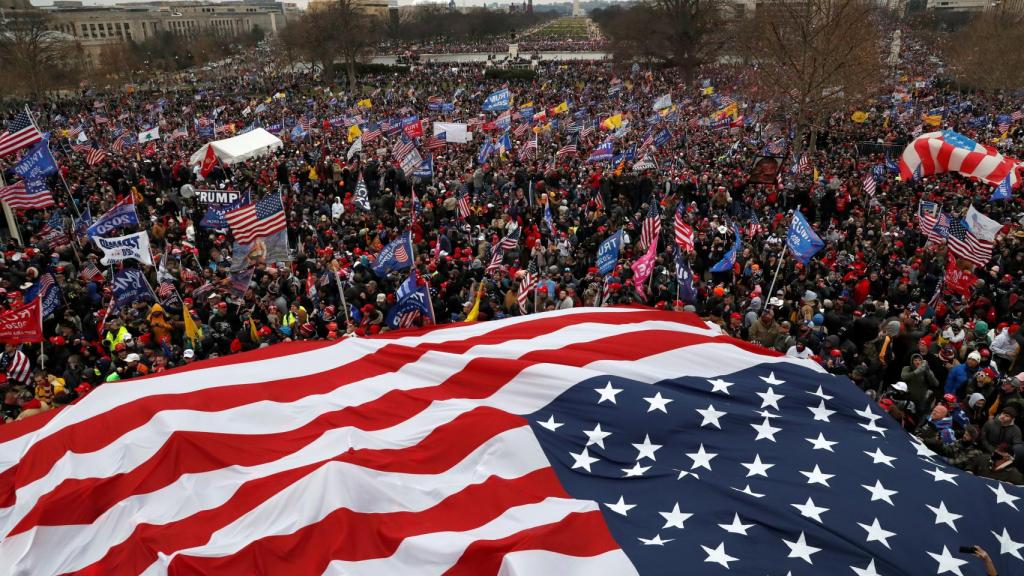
580,122,596,140
925,212,951,245
157,280,177,301
519,136,538,161
513,122,531,139
86,148,108,166
362,122,382,143
67,125,83,139
516,261,538,314
80,261,102,282
484,246,505,275
225,193,287,244
0,108,42,158
5,309,1013,575
112,134,131,154
496,227,521,251
556,137,578,158
947,218,994,268
1012,110,1023,122
170,126,189,140
747,212,764,237
673,204,693,252
639,132,655,152
1,347,32,385
862,173,876,197
594,189,605,212
423,133,447,152
795,153,809,174
0,181,54,210
392,139,415,162
94,115,109,125
457,186,471,220
298,117,313,132
640,202,661,252
997,122,1010,135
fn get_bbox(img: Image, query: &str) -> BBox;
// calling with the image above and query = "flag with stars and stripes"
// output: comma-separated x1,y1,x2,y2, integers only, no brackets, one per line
673,203,693,252
457,185,471,220
0,308,1019,576
946,217,994,268
0,108,43,157
224,193,287,245
516,261,538,314
639,201,661,252
862,173,877,197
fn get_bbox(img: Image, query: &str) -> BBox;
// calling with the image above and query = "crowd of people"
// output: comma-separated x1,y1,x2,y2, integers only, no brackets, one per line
0,28,1022,486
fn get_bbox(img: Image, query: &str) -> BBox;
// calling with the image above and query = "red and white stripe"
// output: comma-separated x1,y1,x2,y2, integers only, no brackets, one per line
0,182,54,210
673,212,693,253
0,308,821,576
899,130,1021,187
4,349,32,386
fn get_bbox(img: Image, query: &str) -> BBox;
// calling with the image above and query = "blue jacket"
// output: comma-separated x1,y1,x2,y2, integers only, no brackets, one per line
944,363,977,397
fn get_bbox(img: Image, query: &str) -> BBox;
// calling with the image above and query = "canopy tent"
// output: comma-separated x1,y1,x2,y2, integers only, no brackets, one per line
189,128,283,166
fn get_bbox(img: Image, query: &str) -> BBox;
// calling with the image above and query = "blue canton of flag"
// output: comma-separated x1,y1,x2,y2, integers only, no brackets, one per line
371,231,414,277
940,130,979,151
522,335,1024,576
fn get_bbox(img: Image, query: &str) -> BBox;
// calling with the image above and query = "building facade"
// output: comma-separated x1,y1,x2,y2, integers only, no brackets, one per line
44,1,287,64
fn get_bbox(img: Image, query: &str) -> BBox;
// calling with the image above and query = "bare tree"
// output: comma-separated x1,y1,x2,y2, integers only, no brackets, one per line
736,0,883,152
286,0,381,90
645,0,725,79
945,11,1024,93
0,12,83,96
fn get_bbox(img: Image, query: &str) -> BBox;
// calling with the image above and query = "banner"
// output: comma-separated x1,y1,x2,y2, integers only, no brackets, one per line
597,230,623,276
112,268,155,311
0,299,43,343
413,155,433,179
482,88,511,112
196,189,247,206
230,228,291,271
785,211,825,265
398,147,423,176
434,122,471,143
87,197,139,238
200,196,248,229
95,231,153,266
14,141,58,180
226,266,256,297
747,156,783,185
944,252,977,298
401,116,423,139
710,224,742,273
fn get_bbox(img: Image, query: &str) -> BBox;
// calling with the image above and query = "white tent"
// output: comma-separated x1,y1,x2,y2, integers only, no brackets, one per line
189,128,283,166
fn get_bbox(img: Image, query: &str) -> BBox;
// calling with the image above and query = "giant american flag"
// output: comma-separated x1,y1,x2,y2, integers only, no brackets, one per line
0,308,1020,576
899,129,1022,187
225,193,287,244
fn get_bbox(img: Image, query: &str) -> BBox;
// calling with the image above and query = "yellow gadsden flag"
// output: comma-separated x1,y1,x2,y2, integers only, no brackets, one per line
551,101,569,115
356,98,372,109
347,124,362,143
465,282,486,322
600,114,623,131
923,114,942,127
183,303,203,345
851,111,869,123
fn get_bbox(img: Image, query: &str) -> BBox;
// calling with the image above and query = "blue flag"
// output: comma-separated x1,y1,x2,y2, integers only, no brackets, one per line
710,224,742,273
477,140,495,165
675,248,696,303
372,231,414,277
385,269,434,329
587,141,614,163
200,196,248,229
786,210,826,264
111,268,155,312
653,128,672,148
990,172,1014,202
74,206,94,239
87,198,139,238
482,88,511,112
497,133,513,155
597,230,623,276
25,273,61,317
14,141,58,180
544,200,556,236
413,155,434,179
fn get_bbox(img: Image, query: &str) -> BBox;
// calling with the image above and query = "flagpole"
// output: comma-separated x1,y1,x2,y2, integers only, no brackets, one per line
26,104,83,220
0,173,23,245
333,267,352,328
768,206,799,301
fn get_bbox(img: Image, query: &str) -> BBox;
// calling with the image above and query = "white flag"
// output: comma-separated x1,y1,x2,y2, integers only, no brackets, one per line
95,231,153,266
347,137,363,161
965,205,1002,242
653,94,672,112
138,127,161,143
76,131,88,144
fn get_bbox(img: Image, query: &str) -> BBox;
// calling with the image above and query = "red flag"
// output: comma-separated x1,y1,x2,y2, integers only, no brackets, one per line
199,146,218,178
944,252,976,298
0,298,43,343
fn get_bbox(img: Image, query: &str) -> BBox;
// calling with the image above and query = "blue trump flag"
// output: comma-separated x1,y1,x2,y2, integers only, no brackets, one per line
675,248,696,303
87,197,139,238
990,172,1014,202
413,155,433,179
786,210,825,264
111,268,155,312
587,141,614,163
710,224,742,273
477,140,495,165
74,206,94,240
201,196,249,229
372,231,414,277
597,229,623,276
14,141,59,180
482,88,511,112
385,269,434,329
25,272,62,317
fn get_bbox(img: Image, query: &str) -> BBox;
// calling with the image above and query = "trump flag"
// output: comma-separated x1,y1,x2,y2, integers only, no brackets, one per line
0,309,1019,576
